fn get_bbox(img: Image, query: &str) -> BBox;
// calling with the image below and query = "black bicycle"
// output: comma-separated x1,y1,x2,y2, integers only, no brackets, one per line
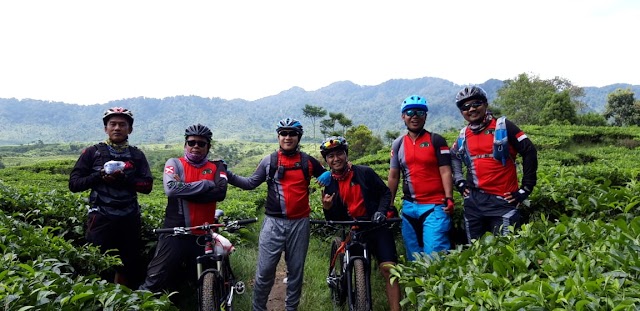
311,218,401,311
153,214,257,311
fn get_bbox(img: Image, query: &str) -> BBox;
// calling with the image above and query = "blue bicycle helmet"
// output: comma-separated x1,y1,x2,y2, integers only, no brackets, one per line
320,136,348,159
455,85,488,108
276,118,304,136
401,95,428,113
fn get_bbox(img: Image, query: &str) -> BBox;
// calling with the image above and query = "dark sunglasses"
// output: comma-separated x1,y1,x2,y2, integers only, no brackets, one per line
460,101,485,112
278,131,298,137
186,140,208,148
405,109,427,117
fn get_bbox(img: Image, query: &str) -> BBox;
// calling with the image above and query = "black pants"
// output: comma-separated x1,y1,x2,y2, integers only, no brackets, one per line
463,189,521,243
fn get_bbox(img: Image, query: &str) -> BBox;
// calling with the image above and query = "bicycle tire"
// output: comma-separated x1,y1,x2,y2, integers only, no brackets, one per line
352,259,370,311
330,236,346,306
199,269,222,311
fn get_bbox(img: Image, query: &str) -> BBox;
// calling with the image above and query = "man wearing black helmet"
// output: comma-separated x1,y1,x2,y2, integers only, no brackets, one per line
319,136,401,311
226,118,326,311
69,107,153,288
451,85,538,243
139,124,229,293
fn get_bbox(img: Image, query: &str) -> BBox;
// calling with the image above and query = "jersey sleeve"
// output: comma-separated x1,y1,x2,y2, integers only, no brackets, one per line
506,120,538,190
226,156,269,190
432,133,452,167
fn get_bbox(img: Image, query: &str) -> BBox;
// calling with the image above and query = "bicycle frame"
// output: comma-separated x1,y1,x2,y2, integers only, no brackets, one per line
311,218,401,311
154,217,257,311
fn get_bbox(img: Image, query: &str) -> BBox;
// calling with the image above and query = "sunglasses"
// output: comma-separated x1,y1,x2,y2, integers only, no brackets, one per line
460,101,485,112
278,131,298,137
186,140,208,148
404,109,427,117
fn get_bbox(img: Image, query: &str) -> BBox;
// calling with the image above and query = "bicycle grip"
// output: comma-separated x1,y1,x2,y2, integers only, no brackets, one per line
235,218,258,225
153,227,176,234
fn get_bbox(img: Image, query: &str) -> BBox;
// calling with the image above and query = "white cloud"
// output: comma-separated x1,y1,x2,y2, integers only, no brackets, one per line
0,0,638,105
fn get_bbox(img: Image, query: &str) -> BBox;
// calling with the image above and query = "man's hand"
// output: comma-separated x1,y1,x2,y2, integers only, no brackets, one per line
455,180,468,196
101,169,123,183
503,188,531,204
372,211,386,224
443,197,455,215
321,191,335,210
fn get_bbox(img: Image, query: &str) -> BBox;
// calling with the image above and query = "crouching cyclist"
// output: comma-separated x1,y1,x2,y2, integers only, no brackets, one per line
319,136,400,311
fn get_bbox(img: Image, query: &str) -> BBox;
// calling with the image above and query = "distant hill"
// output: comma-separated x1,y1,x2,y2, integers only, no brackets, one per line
0,77,638,145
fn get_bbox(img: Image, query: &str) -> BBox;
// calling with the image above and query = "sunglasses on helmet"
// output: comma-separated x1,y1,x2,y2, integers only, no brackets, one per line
460,101,485,112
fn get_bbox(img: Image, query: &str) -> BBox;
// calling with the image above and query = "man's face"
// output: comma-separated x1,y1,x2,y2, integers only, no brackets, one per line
278,130,300,152
459,100,488,124
325,149,347,171
185,135,210,157
104,115,132,143
401,109,427,132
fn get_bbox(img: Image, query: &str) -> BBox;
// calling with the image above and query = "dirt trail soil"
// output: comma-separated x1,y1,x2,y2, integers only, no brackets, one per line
266,254,287,311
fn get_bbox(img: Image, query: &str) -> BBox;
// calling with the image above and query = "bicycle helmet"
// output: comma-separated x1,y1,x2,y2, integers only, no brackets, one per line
320,136,348,159
401,95,428,113
455,85,488,108
276,118,304,136
185,123,213,142
103,107,134,126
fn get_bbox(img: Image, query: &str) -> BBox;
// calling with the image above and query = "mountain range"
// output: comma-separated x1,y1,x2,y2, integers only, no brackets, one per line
1,77,638,145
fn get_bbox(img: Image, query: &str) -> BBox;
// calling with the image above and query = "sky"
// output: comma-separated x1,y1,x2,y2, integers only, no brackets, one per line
0,0,638,105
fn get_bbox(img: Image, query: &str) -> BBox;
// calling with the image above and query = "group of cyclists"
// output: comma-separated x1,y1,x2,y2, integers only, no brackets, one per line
69,84,538,311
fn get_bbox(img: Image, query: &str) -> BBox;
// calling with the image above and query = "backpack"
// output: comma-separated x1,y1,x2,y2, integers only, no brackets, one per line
267,151,311,181
95,142,141,166
455,116,509,166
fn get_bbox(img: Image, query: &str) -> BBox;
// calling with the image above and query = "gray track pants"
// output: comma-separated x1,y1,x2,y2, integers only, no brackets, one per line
253,216,310,311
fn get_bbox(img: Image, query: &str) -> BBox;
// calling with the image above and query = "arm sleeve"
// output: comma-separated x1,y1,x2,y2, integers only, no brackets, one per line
309,155,327,178
226,156,268,190
432,133,452,167
68,146,102,192
367,167,392,214
163,158,214,198
506,120,538,190
187,161,228,203
131,151,153,194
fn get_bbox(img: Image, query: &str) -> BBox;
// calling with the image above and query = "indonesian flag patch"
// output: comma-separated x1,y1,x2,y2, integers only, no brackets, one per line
220,172,228,180
165,166,175,174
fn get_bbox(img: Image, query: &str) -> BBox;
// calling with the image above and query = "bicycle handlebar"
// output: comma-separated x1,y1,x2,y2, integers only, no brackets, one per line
310,218,402,225
153,217,258,234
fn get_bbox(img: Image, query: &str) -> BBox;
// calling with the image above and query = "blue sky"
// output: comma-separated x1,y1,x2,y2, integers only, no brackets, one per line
0,0,638,105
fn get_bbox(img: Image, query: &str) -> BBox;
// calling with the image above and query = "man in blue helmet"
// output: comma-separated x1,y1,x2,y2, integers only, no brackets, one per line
387,96,455,261
226,118,326,311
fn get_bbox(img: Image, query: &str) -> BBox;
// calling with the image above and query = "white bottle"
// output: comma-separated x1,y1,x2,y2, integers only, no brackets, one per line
211,232,235,256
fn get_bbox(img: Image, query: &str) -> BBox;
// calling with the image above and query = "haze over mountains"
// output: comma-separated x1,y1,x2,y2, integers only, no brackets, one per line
1,77,638,145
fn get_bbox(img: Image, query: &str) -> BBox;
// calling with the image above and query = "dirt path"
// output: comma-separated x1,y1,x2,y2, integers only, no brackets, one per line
266,254,287,311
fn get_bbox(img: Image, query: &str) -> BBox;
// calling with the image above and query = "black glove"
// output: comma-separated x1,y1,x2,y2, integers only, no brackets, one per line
510,188,531,203
455,180,468,195
372,211,386,224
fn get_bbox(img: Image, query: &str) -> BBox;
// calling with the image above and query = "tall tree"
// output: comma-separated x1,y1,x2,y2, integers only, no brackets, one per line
493,73,584,125
302,104,327,141
385,130,401,145
604,88,640,126
345,124,383,159
539,91,577,124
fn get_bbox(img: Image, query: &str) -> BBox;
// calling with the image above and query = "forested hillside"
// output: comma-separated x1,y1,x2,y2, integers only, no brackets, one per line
1,76,638,145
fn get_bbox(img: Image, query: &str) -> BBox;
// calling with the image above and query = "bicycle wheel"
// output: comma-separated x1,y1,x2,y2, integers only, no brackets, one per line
352,259,370,311
329,236,346,306
199,269,222,311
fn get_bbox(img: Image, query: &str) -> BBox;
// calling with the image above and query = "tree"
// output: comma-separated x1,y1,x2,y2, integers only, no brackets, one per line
302,105,327,141
319,119,337,137
385,130,400,145
604,88,640,126
336,116,353,135
493,73,584,125
345,125,383,159
539,91,577,124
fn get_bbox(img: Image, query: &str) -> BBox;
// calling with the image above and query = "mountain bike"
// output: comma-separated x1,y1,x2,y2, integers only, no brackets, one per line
310,218,401,311
153,213,257,311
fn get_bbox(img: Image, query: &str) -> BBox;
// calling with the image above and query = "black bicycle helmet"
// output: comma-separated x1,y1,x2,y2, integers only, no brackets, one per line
320,136,348,159
185,123,213,142
455,85,488,108
103,107,134,126
276,118,304,136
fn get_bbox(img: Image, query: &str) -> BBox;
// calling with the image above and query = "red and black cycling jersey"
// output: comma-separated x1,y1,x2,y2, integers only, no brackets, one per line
69,142,153,215
161,157,228,229
390,130,451,204
227,150,325,219
451,118,538,196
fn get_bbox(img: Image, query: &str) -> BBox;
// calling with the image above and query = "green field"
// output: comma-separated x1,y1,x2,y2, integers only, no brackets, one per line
1,125,640,310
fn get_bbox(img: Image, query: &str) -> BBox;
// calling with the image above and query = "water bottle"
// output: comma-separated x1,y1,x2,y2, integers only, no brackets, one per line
211,233,235,255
